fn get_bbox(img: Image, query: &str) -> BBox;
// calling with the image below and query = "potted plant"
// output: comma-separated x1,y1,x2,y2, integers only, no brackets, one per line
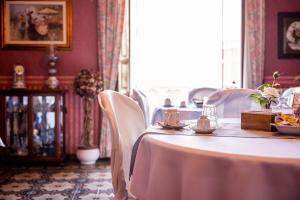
74,69,103,164
250,71,281,110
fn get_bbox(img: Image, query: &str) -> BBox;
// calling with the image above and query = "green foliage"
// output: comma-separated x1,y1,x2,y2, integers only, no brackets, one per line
257,83,271,92
250,71,281,109
250,93,268,108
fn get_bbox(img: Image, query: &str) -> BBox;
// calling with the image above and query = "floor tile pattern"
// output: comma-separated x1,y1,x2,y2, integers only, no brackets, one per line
0,161,113,200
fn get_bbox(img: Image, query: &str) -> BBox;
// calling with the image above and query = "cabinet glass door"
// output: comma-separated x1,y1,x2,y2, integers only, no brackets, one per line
5,96,28,156
59,96,64,155
32,96,56,157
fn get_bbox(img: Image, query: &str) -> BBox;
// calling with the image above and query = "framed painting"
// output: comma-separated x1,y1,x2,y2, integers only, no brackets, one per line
1,0,72,50
278,12,300,59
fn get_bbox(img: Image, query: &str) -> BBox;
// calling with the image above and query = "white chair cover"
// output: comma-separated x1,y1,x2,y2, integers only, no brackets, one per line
98,90,146,200
281,87,300,106
206,88,261,118
130,89,150,127
0,137,5,147
188,87,218,104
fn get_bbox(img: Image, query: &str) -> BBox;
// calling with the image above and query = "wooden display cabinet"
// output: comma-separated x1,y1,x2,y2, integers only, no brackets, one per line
0,88,67,163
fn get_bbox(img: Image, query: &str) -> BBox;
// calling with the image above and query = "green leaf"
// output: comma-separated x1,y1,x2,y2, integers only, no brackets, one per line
257,83,271,91
250,94,260,98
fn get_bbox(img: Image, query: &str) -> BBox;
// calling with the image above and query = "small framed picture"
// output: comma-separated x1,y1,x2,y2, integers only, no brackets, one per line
278,12,300,59
1,0,72,50
292,93,300,110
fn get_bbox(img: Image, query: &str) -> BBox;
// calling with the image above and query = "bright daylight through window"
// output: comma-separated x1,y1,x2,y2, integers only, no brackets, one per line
129,0,242,108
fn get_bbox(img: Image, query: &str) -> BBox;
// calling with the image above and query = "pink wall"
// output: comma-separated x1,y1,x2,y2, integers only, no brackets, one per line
0,1,299,78
0,0,100,155
265,0,300,78
0,0,98,75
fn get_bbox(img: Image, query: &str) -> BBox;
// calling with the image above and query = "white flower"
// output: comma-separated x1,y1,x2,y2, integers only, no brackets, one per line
261,87,280,98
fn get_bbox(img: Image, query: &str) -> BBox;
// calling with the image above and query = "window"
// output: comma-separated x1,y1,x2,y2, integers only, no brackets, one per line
128,0,242,108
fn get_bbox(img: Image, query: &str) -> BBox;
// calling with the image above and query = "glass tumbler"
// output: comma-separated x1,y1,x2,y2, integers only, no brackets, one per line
202,104,218,128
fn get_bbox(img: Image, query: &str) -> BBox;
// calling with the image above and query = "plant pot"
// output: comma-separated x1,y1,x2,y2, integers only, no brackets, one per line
76,147,100,165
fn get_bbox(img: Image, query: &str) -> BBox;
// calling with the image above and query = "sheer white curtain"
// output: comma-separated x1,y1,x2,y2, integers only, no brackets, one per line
243,0,265,89
130,0,223,90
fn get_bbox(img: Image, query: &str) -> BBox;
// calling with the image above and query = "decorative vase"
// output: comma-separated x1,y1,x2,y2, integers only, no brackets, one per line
46,76,59,89
76,147,100,165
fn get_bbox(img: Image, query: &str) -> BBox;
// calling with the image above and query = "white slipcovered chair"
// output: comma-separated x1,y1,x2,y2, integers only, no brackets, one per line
188,87,218,104
0,137,5,147
130,89,150,127
281,87,300,107
205,88,261,118
98,90,146,200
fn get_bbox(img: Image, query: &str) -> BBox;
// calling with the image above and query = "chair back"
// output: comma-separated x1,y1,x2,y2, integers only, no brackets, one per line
188,87,218,104
206,88,261,118
0,137,5,147
130,89,150,127
98,90,146,199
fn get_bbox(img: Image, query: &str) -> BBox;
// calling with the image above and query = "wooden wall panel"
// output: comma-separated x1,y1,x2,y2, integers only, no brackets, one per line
0,76,100,155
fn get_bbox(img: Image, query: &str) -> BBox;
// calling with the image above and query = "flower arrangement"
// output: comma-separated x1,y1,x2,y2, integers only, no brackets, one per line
250,71,281,109
75,69,103,99
74,69,103,148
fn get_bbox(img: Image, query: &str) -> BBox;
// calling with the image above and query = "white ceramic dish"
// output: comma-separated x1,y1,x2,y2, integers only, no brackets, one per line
191,126,216,134
275,125,300,135
163,105,174,108
157,122,187,130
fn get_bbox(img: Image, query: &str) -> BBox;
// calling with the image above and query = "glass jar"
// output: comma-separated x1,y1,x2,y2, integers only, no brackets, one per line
272,97,293,114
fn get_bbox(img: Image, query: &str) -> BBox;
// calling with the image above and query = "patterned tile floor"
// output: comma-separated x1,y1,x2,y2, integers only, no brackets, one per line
0,160,114,200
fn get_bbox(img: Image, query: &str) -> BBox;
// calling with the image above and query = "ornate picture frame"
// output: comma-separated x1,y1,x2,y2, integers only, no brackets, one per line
1,0,72,50
278,12,300,59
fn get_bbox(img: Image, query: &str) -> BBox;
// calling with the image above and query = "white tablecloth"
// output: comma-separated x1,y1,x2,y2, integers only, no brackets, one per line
151,106,202,125
130,128,300,200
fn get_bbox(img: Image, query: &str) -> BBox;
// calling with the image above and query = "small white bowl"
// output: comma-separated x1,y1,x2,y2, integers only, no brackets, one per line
191,126,215,134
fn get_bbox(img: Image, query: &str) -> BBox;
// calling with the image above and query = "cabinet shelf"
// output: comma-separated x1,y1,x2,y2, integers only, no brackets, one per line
0,88,67,163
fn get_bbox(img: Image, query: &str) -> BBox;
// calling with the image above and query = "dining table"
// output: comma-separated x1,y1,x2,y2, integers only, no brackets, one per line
129,119,300,200
151,106,202,125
